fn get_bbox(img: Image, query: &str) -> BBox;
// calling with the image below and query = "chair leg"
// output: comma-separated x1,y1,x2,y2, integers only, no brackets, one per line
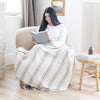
79,63,85,90
95,64,99,92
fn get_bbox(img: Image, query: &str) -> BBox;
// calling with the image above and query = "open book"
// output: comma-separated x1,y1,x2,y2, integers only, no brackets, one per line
30,31,49,44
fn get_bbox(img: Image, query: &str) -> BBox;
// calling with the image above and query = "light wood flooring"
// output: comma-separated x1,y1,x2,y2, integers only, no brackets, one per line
0,65,100,100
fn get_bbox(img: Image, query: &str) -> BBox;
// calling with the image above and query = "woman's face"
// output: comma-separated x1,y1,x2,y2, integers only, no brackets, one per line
45,13,51,24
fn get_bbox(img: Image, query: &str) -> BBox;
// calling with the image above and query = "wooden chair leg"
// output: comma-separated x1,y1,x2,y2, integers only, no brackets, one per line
95,64,99,92
79,63,85,90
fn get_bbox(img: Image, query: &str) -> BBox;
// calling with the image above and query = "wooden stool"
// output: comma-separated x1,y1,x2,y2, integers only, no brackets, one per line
77,59,100,92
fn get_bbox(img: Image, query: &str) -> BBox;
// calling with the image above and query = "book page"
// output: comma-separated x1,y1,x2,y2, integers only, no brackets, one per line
30,32,40,44
30,31,49,44
38,31,49,44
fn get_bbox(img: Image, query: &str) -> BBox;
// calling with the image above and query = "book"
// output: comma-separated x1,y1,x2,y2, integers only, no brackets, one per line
30,31,49,44
76,53,100,61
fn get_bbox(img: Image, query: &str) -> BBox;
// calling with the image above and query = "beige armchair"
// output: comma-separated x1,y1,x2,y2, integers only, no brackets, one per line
15,26,68,89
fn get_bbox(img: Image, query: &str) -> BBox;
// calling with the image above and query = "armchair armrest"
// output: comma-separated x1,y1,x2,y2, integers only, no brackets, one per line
16,26,39,50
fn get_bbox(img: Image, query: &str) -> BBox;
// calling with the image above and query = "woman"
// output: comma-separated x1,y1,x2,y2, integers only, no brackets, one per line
32,7,67,46
15,7,74,91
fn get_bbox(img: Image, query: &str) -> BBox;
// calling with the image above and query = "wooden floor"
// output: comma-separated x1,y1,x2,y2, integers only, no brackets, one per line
0,65,100,100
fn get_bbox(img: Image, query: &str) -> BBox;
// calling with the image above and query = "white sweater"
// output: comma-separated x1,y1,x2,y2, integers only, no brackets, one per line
45,24,67,46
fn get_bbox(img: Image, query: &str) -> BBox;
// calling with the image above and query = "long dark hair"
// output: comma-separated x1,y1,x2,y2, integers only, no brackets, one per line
39,7,60,32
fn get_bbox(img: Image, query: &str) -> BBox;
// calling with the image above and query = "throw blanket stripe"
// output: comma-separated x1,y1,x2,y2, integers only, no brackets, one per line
48,50,68,88
57,62,71,89
20,48,39,80
28,52,49,85
15,44,74,91
36,50,60,88
15,54,27,74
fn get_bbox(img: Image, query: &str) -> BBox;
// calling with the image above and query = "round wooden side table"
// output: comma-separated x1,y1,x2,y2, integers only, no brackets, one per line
77,59,100,92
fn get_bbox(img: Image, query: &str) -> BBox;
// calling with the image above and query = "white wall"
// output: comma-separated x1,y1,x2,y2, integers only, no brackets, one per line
92,3,100,53
82,2,100,53
35,0,51,25
81,2,94,53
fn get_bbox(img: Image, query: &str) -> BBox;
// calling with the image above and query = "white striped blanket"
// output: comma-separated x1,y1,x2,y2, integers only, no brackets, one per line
14,44,74,91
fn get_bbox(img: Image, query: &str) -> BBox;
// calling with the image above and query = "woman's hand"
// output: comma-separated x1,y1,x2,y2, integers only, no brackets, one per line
32,38,35,43
48,39,53,44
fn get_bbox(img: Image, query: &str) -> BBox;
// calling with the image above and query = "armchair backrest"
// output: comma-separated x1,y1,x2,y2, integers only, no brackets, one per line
16,26,68,50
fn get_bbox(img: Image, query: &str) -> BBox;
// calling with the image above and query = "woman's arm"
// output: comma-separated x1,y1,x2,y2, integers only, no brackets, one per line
53,24,67,45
